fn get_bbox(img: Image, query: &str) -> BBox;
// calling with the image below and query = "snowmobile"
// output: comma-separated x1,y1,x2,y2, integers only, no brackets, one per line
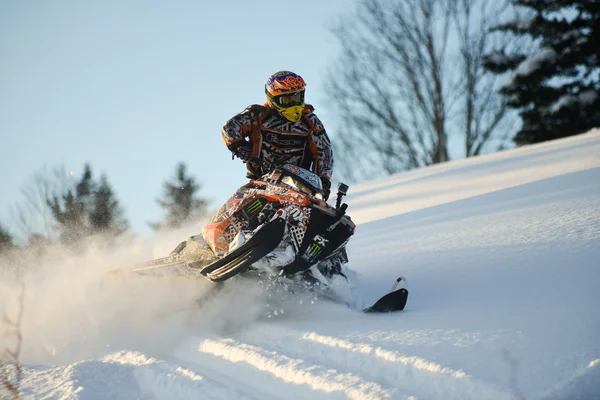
114,164,407,313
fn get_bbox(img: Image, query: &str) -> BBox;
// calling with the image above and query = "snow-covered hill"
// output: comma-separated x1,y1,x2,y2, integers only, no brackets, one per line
2,130,599,400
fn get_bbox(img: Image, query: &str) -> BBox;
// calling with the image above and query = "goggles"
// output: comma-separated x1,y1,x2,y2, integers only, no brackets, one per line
273,91,305,107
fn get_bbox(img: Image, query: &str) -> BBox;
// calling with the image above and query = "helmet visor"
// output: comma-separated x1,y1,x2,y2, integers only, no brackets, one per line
274,91,304,107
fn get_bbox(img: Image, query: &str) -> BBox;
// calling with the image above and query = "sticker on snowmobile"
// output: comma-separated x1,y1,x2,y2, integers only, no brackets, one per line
302,235,328,261
283,165,302,174
246,199,264,214
288,206,309,224
314,235,329,246
304,243,322,260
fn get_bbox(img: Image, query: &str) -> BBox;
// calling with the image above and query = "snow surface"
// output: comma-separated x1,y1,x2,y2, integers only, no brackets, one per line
1,129,600,399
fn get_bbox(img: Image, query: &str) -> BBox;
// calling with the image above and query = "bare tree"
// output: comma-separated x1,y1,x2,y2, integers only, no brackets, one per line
9,166,72,243
452,0,517,157
0,282,24,400
327,0,517,181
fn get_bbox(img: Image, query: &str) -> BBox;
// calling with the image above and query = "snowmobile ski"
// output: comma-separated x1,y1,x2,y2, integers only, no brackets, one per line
197,217,286,282
364,276,409,313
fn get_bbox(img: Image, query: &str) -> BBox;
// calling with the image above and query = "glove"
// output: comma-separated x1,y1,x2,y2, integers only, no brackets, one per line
246,157,263,179
230,141,252,162
321,177,331,201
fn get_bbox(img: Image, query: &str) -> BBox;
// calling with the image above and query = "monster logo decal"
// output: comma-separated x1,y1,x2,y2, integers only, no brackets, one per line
306,243,322,258
246,199,263,214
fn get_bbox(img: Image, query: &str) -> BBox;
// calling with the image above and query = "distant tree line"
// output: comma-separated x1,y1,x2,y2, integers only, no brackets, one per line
328,0,599,181
0,162,209,254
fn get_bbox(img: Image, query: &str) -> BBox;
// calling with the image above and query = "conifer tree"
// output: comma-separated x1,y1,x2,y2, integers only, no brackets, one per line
152,163,209,230
47,163,95,244
89,175,128,235
484,0,600,144
46,163,128,244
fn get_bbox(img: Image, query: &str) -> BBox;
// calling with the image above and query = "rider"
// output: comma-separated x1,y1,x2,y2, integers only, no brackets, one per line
221,71,334,201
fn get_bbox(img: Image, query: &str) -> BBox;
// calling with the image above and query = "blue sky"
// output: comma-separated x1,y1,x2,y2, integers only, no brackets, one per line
0,0,355,237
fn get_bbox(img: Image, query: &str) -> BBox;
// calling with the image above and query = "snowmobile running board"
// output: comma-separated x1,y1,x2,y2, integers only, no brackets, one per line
133,257,185,273
197,218,286,282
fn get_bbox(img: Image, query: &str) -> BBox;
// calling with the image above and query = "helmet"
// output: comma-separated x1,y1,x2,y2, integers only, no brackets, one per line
265,71,306,122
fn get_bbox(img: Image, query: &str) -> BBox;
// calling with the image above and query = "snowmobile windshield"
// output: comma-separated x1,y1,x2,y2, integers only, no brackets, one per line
281,175,323,200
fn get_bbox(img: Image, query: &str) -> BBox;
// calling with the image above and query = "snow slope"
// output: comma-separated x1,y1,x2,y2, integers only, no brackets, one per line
1,129,599,400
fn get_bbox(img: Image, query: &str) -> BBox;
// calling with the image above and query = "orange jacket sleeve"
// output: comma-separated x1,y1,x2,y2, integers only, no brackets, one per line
221,105,265,161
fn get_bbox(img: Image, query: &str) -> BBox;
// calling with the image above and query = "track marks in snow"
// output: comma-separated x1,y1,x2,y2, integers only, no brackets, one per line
169,325,513,400
113,352,257,400
173,335,394,400
302,331,467,377
539,358,600,400
297,332,511,400
13,351,256,400
234,325,512,400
